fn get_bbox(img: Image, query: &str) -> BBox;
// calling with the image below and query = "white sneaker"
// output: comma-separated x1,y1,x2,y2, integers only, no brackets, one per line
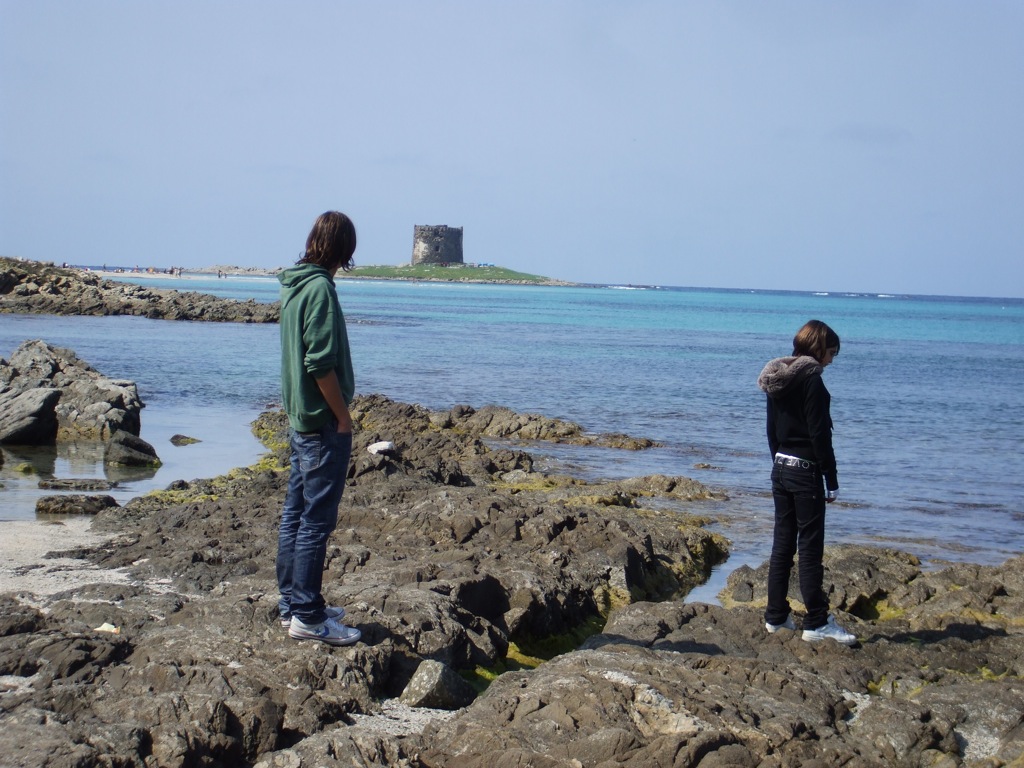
765,615,796,634
280,605,346,628
288,616,361,646
802,615,856,646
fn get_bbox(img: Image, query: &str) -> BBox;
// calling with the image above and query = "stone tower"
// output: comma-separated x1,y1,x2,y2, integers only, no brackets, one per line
411,225,464,265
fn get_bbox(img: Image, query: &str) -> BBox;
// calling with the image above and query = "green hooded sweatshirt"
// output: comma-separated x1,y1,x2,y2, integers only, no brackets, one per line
278,264,354,432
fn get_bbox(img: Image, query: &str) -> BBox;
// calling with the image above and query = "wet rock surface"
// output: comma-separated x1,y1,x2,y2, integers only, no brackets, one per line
104,431,162,467
37,478,119,491
34,494,120,516
0,394,1021,767
0,257,279,323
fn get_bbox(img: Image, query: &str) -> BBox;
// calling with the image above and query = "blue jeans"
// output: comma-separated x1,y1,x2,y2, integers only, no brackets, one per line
765,463,829,630
276,422,352,624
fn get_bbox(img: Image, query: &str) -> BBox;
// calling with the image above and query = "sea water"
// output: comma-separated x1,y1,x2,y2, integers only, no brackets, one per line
2,276,1022,595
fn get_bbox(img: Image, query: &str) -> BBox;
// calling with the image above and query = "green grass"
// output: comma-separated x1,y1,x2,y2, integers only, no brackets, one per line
340,263,561,284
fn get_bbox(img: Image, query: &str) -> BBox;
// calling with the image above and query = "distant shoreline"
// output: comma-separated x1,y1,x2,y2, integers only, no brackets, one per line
80,264,576,287
80,267,278,281
33,260,1023,300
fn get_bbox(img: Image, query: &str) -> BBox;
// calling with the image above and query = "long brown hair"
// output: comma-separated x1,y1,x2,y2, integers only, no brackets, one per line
792,320,840,364
299,211,356,272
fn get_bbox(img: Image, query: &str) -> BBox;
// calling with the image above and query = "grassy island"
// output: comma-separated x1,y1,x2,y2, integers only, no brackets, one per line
339,263,567,285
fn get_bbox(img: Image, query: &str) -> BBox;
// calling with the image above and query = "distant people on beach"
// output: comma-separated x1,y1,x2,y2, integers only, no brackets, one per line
758,320,856,646
275,211,361,647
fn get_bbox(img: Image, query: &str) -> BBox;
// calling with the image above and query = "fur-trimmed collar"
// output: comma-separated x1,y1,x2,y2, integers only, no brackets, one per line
757,355,822,397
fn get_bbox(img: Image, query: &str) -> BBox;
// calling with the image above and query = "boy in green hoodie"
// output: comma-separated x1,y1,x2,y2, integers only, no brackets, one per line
276,211,361,646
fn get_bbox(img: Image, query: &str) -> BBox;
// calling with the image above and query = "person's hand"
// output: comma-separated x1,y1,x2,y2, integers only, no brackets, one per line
825,488,839,503
336,414,353,434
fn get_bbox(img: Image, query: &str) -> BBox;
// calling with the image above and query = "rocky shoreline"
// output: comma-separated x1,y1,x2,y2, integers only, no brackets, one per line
1,394,1022,766
0,257,279,322
2,256,1022,765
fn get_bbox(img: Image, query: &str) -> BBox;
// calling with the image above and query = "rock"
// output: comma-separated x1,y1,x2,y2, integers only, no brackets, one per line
38,478,119,491
439,402,660,450
721,545,923,616
415,588,1023,767
0,596,46,638
0,388,61,444
104,432,161,467
56,376,143,439
400,660,477,710
35,494,119,515
170,434,201,446
0,340,144,444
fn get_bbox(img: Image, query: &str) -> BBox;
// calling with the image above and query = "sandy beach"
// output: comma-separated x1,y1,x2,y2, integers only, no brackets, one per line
0,518,130,599
82,266,279,281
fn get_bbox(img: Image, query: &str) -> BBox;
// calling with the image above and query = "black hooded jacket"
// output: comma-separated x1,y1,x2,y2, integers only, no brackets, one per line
757,355,838,491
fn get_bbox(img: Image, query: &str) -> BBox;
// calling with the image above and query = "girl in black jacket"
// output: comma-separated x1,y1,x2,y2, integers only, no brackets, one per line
757,320,856,646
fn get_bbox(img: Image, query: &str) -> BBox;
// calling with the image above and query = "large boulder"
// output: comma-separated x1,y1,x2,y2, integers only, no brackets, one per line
400,660,477,710
0,340,148,445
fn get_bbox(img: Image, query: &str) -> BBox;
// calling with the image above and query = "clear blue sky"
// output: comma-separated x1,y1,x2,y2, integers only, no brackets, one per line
2,2,1022,297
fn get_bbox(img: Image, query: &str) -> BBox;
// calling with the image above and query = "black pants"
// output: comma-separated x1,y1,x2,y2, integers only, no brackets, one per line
765,462,829,630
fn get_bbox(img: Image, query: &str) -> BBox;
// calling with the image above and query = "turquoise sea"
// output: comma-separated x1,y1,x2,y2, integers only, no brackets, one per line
3,276,1022,597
